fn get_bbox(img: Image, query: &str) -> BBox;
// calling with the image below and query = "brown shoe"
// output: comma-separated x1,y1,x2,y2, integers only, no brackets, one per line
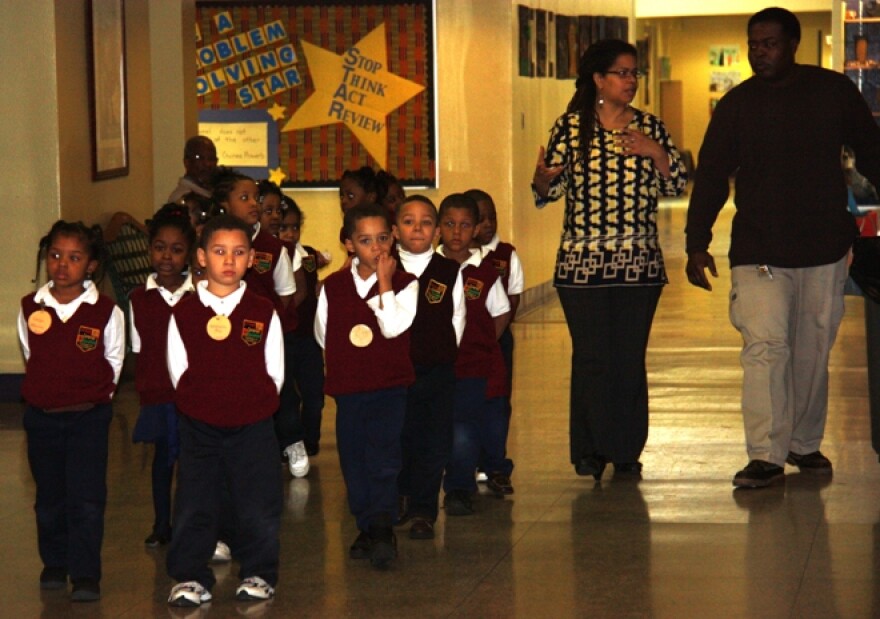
409,517,435,540
786,451,833,474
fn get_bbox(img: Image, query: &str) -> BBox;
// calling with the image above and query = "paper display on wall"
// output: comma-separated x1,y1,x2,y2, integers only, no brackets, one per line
200,122,268,167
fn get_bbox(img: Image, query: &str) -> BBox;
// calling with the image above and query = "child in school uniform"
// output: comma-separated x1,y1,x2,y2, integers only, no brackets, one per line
165,215,284,607
279,196,327,456
465,189,524,491
393,195,465,540
18,221,125,602
436,194,512,516
212,168,309,478
314,202,418,569
129,204,196,548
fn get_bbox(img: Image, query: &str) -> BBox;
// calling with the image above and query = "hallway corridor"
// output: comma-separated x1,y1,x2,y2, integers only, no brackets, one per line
2,204,879,618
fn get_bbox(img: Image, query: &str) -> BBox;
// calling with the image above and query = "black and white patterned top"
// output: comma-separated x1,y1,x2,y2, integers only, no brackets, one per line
535,109,686,288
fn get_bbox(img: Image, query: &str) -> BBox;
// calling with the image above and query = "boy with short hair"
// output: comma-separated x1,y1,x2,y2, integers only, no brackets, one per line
437,194,512,516
165,215,284,608
465,189,524,492
393,195,466,540
314,203,418,569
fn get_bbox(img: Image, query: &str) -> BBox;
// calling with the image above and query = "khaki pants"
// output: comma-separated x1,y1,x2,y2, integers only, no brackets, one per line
729,257,848,466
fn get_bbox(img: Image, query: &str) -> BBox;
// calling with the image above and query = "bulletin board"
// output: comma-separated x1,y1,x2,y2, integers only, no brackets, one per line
195,1,436,188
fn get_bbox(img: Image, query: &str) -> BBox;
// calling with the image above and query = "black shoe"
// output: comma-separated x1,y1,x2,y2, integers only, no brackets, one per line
575,455,607,480
145,528,172,547
305,443,319,456
368,525,397,569
349,531,372,560
70,578,101,602
444,490,474,516
733,460,785,489
786,451,833,474
409,517,435,540
486,473,514,496
614,462,643,475
39,567,67,590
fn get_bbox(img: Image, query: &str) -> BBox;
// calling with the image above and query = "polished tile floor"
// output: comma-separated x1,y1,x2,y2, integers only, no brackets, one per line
3,204,880,618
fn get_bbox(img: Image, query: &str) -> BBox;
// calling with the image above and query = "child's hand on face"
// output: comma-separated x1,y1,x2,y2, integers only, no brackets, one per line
376,251,397,286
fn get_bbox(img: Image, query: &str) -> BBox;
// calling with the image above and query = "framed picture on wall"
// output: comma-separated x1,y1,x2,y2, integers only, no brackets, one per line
87,0,129,180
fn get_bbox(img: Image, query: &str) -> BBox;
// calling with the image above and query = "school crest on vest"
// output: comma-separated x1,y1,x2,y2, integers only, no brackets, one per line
464,277,484,300
241,319,265,346
425,278,448,304
493,258,509,278
302,255,317,273
76,325,101,352
253,252,273,274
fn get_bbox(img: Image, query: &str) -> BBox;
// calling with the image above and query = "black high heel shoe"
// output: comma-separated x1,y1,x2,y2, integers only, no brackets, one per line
575,455,607,480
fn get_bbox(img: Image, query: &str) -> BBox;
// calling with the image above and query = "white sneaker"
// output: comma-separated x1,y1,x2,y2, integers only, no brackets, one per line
235,576,275,601
168,581,212,607
211,540,232,563
284,441,310,478
476,471,489,483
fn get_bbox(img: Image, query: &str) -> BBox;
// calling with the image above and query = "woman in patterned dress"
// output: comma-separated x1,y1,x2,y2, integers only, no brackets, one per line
532,39,687,479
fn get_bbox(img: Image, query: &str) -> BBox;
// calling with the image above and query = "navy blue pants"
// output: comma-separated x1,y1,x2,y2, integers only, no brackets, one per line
24,403,112,582
480,327,515,475
335,387,406,531
167,415,281,590
132,401,178,537
274,331,307,452
444,378,508,494
282,333,325,449
398,363,455,521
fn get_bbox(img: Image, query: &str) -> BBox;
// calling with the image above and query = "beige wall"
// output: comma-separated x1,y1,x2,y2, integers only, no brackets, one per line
0,2,61,373
645,11,831,160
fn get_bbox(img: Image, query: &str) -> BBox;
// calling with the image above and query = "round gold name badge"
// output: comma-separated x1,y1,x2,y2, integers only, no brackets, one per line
206,314,232,341
27,309,52,335
349,324,373,348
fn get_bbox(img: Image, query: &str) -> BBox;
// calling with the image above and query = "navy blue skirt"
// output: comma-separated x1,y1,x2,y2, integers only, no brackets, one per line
132,402,180,465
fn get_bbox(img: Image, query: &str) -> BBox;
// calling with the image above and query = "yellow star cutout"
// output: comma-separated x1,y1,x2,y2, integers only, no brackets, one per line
268,166,286,186
268,103,287,122
281,24,425,169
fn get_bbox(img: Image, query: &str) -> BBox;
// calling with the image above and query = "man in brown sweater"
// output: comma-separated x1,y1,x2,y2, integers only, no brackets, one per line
685,7,880,488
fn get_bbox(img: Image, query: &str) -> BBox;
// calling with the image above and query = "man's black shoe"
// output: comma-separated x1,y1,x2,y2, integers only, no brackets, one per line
786,451,832,474
733,459,785,489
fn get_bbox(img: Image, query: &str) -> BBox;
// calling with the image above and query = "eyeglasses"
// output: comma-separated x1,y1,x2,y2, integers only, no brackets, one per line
605,69,643,79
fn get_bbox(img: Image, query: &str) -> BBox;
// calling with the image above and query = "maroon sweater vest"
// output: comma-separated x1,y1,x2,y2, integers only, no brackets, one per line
293,245,319,338
21,293,116,409
247,229,296,333
401,253,459,367
173,290,278,427
456,255,508,398
491,242,515,294
130,286,192,405
323,269,416,396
